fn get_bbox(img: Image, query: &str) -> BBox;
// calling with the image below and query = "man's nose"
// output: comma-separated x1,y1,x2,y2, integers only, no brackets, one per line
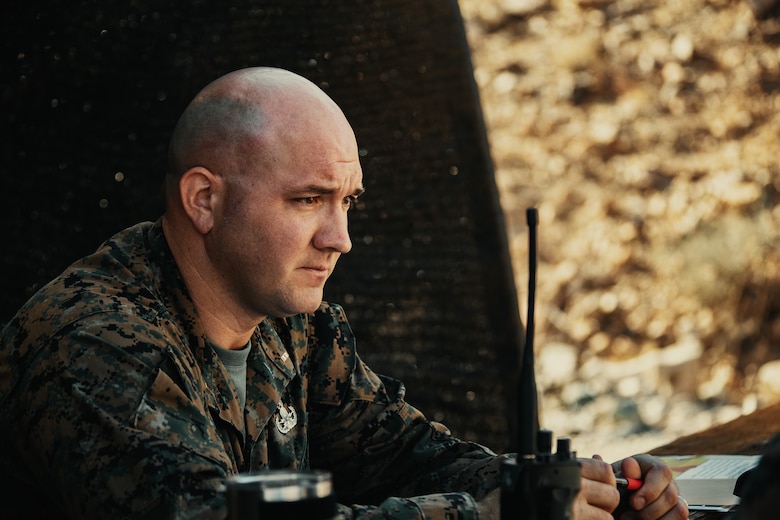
314,208,352,254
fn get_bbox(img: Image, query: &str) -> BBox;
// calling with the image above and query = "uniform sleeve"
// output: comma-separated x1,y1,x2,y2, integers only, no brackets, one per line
2,318,230,519
306,303,508,520
337,493,481,520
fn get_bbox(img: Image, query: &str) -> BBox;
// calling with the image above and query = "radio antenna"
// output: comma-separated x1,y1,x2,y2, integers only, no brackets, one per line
519,207,539,456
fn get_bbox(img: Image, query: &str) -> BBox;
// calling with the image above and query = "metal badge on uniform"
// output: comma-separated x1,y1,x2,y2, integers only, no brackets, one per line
274,401,297,434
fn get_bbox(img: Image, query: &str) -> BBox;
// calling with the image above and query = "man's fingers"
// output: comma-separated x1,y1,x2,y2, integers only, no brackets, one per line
578,457,621,517
580,476,621,512
581,456,617,485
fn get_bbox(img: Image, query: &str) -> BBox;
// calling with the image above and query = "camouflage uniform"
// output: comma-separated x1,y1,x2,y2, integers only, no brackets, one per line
0,220,506,519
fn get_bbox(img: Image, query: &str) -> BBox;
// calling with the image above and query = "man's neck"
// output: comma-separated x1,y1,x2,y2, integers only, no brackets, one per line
193,304,257,350
162,214,262,350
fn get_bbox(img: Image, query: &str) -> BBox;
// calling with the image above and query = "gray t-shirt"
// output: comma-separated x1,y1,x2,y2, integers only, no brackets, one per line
211,341,251,413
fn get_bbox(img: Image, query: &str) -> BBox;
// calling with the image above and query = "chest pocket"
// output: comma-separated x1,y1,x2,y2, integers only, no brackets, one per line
134,366,236,472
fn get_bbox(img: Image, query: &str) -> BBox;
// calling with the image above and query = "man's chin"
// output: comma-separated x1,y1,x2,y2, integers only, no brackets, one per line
277,292,325,317
299,300,325,315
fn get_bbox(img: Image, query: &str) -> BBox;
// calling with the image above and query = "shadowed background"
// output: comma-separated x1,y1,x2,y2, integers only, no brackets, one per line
1,0,524,452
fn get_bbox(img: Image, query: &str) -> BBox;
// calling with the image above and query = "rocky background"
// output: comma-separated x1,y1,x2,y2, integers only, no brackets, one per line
459,0,780,460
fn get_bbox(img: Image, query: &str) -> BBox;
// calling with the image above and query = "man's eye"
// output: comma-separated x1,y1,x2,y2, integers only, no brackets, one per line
297,196,319,205
344,196,356,209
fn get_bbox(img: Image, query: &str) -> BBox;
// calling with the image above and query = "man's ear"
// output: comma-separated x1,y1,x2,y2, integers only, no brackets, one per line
179,166,221,235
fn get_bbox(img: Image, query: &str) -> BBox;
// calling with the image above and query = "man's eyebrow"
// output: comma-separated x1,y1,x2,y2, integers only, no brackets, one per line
294,185,365,196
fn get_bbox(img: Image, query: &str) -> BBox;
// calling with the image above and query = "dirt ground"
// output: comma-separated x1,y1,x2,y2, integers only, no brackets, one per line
458,0,780,458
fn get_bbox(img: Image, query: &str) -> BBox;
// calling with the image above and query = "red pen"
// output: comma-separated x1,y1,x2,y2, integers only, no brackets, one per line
615,477,643,490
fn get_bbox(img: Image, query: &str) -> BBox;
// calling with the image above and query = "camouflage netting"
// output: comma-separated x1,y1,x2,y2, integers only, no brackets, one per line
1,0,524,452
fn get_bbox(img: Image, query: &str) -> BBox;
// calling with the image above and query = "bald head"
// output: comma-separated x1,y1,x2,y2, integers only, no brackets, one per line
166,67,354,202
161,67,363,343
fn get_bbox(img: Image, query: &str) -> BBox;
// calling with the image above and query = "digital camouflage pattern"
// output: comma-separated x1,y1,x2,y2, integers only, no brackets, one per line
0,219,506,519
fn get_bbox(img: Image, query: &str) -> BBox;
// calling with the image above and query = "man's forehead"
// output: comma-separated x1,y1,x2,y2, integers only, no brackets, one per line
285,172,364,194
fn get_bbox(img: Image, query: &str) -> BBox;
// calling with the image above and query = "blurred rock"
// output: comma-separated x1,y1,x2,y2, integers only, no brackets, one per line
499,0,548,16
658,335,703,397
757,360,780,406
538,341,579,388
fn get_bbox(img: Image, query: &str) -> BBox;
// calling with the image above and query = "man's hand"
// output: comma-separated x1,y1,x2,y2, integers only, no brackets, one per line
610,454,688,519
576,454,688,519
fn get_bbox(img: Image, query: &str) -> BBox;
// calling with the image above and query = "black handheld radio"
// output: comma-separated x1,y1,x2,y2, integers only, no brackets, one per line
500,208,581,520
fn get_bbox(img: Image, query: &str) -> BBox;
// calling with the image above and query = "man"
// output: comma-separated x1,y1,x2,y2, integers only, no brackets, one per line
0,67,687,519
